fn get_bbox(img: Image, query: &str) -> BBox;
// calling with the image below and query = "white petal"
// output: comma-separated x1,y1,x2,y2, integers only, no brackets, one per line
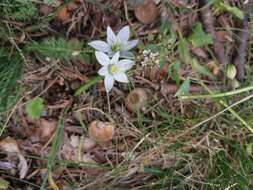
114,72,129,83
120,51,135,59
117,26,130,43
107,49,114,57
98,66,109,76
88,41,110,52
111,52,120,64
118,59,134,71
104,75,114,93
124,39,139,51
107,26,117,46
95,51,110,65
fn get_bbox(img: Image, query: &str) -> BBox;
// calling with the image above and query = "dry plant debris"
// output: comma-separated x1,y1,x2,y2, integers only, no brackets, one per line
0,0,253,189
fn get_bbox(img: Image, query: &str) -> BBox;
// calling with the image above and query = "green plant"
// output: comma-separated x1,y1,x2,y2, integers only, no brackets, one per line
188,22,213,48
26,38,90,61
0,0,37,21
211,0,244,20
0,51,23,113
25,97,45,119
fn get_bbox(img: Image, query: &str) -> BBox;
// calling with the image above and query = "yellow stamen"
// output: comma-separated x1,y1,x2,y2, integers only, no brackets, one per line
109,65,119,74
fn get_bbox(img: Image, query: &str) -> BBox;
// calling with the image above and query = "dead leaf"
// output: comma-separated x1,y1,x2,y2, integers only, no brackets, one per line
0,137,28,179
0,161,15,170
83,138,96,152
82,153,96,163
57,6,70,22
31,119,56,143
69,135,79,148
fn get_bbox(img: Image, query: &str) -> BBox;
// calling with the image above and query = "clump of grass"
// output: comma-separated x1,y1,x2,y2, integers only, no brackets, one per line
26,38,90,61
0,0,37,21
0,50,23,113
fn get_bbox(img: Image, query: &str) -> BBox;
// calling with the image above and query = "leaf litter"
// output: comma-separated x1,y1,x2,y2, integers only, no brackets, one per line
0,0,253,189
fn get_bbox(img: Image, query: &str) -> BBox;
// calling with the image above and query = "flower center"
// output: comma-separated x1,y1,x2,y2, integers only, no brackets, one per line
111,42,121,52
109,64,119,74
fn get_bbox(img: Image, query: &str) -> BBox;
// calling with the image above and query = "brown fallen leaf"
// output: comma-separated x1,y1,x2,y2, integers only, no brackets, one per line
0,137,28,179
60,134,97,163
134,0,158,24
57,6,70,22
31,119,56,143
83,138,96,152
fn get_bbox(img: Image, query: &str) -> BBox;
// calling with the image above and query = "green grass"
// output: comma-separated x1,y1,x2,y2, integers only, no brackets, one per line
0,0,252,189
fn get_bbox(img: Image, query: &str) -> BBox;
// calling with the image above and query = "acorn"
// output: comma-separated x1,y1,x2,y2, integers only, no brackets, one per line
125,88,148,112
88,121,115,143
134,0,158,24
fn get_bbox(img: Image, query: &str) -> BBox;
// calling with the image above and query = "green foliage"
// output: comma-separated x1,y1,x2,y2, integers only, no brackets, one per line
188,22,213,48
25,97,44,119
175,78,190,97
168,61,181,86
26,38,90,61
0,178,9,189
0,51,23,113
212,0,244,20
205,139,253,189
43,0,60,6
192,58,214,78
178,38,191,65
0,0,37,21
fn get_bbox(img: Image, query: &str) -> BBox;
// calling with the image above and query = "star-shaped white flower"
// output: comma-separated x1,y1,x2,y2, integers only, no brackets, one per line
89,26,139,59
96,51,134,93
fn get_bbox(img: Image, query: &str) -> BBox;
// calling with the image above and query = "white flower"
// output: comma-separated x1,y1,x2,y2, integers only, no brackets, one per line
141,49,160,67
96,51,134,93
89,26,139,59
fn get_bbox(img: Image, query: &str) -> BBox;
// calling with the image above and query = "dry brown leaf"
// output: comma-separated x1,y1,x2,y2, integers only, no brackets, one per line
57,6,70,22
0,137,20,153
0,137,28,179
69,135,79,148
31,119,56,143
83,138,96,152
82,153,96,163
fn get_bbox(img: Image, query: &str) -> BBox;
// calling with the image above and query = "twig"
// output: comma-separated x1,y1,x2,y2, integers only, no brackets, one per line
233,3,251,80
199,0,226,65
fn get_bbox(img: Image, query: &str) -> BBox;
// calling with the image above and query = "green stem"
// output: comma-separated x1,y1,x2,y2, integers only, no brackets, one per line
180,85,253,100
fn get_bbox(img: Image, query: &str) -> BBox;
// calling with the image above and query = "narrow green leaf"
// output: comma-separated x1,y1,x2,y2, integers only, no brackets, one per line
192,58,214,78
168,61,181,86
221,4,244,20
178,39,191,64
212,0,244,20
